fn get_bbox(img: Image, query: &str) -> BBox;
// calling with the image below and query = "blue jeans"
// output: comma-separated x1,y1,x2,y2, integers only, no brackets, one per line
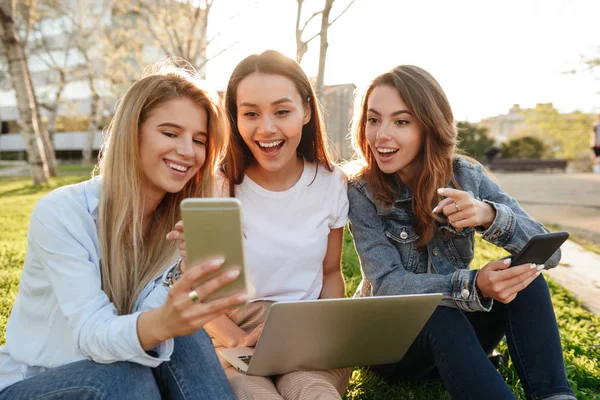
0,329,235,400
371,275,575,400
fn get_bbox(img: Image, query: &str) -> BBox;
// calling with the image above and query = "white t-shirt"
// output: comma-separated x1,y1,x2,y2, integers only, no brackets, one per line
217,161,349,302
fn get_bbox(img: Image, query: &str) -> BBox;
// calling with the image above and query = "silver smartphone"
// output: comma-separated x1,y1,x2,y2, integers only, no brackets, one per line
180,198,248,303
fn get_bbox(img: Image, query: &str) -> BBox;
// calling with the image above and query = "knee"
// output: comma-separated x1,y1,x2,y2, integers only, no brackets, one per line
276,370,346,400
423,306,470,340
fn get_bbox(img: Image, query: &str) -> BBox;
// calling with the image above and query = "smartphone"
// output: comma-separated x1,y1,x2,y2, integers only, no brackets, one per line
180,198,248,303
509,231,569,267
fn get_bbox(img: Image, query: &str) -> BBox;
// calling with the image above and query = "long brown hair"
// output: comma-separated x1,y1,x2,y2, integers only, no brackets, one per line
95,64,226,314
221,50,333,196
351,65,456,247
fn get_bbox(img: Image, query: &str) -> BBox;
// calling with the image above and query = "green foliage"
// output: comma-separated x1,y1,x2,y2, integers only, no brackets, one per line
1,176,599,399
501,136,549,159
456,121,496,161
511,104,593,160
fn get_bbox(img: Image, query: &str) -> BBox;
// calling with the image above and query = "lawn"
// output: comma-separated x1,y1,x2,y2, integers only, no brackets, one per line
1,172,599,399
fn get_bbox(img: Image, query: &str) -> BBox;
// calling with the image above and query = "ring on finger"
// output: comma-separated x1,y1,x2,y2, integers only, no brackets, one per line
188,290,200,303
455,202,460,211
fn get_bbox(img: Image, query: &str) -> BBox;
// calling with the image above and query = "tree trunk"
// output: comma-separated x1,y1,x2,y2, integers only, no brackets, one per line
27,65,58,176
316,0,333,98
0,1,49,184
83,83,101,165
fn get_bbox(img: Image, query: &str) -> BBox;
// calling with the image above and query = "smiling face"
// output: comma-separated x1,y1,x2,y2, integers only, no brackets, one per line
236,72,311,175
138,96,208,203
365,85,424,184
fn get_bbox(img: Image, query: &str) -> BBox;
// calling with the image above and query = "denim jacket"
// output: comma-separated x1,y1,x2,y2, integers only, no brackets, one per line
347,157,559,312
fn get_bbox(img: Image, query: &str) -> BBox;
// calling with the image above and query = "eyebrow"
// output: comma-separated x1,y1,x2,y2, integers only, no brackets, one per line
157,122,207,136
367,108,412,117
239,97,295,108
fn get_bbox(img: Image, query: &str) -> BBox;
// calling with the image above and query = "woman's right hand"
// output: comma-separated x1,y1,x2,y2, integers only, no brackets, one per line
138,258,248,350
476,258,544,304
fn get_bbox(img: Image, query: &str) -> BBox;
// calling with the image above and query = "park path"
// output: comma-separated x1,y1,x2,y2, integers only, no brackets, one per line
495,172,600,315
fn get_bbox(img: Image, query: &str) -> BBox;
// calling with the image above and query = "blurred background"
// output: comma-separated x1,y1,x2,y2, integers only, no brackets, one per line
0,0,599,179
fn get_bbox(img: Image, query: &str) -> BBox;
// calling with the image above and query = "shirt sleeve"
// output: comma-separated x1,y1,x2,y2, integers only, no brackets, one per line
330,167,349,229
28,197,173,366
472,165,560,268
348,183,492,312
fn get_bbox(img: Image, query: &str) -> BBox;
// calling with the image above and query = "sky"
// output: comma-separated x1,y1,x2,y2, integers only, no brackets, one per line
203,0,600,122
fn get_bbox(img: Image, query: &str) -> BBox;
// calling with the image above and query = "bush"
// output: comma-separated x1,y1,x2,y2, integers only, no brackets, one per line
456,121,496,161
501,136,549,159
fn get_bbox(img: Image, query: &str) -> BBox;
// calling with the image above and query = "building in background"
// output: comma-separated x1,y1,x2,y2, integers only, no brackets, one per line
478,104,526,143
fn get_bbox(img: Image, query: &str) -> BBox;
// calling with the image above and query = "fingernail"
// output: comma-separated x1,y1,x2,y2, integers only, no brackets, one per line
537,264,544,271
437,188,444,194
175,221,183,227
208,257,225,267
530,263,537,269
226,269,240,279
237,294,249,302
432,206,438,213
504,258,511,265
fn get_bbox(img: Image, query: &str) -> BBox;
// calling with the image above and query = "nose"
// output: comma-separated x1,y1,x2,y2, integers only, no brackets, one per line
176,135,195,159
376,123,392,141
257,116,276,134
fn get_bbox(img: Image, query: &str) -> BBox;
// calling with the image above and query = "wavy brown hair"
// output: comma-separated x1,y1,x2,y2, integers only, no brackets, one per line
350,65,457,247
94,64,226,314
221,50,334,196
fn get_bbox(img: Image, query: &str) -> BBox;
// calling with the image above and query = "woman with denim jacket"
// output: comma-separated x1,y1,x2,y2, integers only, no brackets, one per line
0,65,246,399
347,65,575,400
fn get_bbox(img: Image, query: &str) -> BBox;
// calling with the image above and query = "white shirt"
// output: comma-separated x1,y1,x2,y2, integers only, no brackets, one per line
0,177,173,392
219,161,349,302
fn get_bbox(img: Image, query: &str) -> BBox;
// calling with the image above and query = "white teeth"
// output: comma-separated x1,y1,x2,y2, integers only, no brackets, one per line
166,161,189,172
377,148,398,153
258,140,283,148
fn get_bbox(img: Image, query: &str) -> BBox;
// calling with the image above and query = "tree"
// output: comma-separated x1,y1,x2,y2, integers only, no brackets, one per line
295,0,356,96
501,136,549,159
30,0,77,143
0,0,49,184
118,0,236,78
456,121,496,161
511,104,593,160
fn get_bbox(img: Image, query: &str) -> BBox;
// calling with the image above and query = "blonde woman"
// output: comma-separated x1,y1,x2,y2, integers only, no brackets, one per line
0,66,246,399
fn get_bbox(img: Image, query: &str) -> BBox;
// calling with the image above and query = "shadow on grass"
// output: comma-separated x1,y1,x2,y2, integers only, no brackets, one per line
0,175,90,198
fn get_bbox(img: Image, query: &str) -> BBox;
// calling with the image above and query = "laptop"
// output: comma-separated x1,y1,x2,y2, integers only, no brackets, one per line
218,293,442,376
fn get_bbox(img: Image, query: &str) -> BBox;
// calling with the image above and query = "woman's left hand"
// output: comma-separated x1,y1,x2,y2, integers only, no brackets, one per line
433,188,496,230
166,221,188,272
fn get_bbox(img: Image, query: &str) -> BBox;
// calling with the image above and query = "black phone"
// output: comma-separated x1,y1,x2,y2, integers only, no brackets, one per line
509,231,569,267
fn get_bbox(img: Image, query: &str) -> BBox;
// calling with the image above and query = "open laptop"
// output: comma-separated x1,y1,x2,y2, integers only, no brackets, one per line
218,293,442,376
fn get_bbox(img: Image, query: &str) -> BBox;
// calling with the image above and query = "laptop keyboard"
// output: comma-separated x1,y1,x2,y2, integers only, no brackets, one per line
238,355,252,365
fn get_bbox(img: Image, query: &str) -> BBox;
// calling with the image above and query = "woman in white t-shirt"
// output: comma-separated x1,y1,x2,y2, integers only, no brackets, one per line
168,50,350,399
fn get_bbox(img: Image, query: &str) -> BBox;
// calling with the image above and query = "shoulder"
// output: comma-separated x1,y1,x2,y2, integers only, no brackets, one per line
452,156,484,182
311,162,347,187
31,178,98,229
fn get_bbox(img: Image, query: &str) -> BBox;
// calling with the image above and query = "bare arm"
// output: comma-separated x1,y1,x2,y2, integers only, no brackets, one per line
319,227,345,299
204,314,248,348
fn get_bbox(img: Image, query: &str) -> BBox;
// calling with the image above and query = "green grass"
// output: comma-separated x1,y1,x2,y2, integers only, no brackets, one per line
0,164,12,170
1,175,599,399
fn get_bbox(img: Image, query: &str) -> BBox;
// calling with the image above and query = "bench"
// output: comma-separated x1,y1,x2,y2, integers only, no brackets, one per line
489,158,568,172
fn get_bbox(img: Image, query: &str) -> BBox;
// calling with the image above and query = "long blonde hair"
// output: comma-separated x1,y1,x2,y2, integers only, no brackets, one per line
95,66,226,314
350,65,456,248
